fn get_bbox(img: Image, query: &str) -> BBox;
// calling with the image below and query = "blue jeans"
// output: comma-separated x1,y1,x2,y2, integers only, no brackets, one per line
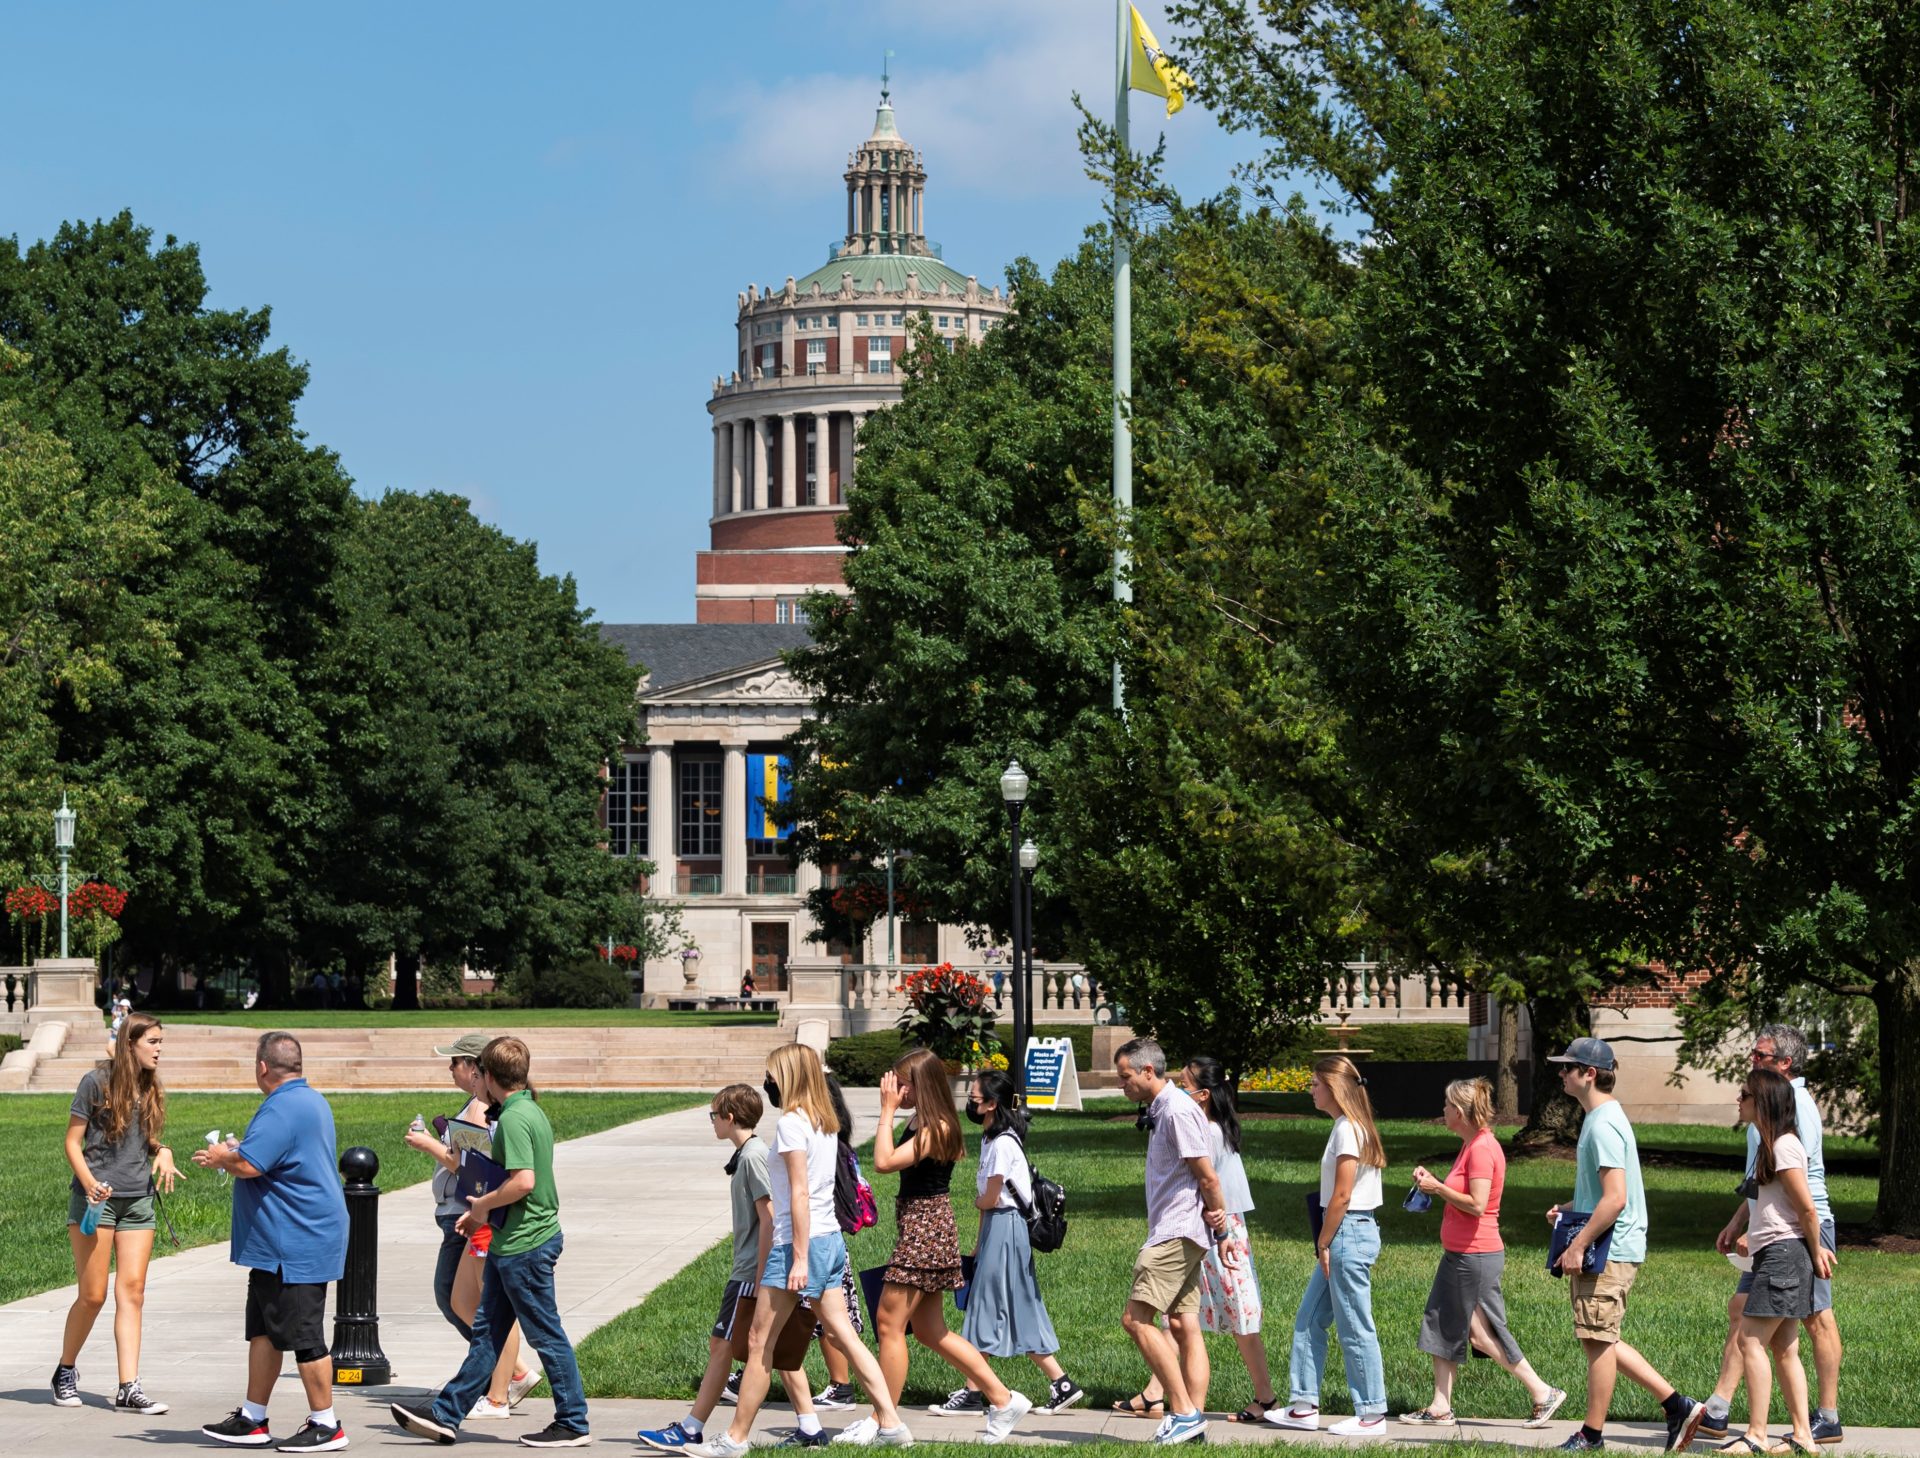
1288,1213,1386,1416
433,1232,587,1434
433,1213,473,1342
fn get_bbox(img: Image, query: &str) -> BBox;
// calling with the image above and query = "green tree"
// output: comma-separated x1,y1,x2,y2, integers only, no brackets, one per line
788,203,1364,1077
301,491,662,1008
1172,0,1920,1208
0,213,356,994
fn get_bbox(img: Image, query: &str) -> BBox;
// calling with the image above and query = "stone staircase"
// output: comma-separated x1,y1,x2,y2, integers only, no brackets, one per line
22,1021,794,1092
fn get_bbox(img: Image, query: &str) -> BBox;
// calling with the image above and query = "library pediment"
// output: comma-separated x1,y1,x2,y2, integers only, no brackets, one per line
642,657,805,707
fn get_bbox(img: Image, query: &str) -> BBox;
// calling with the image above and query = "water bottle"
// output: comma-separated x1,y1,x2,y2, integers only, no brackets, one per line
79,1185,108,1235
411,1114,427,1134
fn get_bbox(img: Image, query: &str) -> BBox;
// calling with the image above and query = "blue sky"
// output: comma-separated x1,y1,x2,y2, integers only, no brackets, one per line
4,2,1263,625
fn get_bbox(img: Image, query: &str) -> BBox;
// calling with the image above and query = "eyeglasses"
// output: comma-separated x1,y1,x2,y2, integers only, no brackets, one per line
1749,1048,1780,1062
707,1111,721,1121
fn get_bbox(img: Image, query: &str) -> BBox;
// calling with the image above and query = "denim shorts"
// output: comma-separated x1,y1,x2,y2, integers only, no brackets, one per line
762,1234,849,1300
1737,1219,1834,1314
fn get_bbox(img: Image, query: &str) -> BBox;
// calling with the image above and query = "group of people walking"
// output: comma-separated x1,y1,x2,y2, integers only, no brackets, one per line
49,1012,1846,1455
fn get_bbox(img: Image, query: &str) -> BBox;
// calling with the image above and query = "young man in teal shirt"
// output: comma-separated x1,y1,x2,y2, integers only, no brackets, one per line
1545,1038,1703,1454
391,1037,589,1449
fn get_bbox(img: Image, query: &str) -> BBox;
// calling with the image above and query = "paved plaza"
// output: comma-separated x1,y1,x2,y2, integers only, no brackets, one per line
3,1093,1916,1454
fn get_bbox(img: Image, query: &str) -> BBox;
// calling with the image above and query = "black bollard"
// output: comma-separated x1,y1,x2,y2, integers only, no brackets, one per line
332,1146,392,1385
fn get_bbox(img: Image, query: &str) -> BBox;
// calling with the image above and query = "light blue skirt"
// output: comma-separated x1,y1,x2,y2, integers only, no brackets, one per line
962,1208,1060,1357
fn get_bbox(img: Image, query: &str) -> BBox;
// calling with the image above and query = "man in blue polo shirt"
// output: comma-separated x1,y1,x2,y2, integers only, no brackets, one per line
193,1032,349,1453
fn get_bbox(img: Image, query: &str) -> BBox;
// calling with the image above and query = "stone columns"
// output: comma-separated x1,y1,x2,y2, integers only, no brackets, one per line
721,745,747,897
751,417,771,510
778,413,796,509
839,412,857,495
795,859,822,895
811,412,830,504
730,419,748,513
647,744,675,877
711,425,729,517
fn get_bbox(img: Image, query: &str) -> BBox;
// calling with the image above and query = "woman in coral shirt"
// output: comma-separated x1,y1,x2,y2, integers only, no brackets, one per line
1404,1078,1566,1428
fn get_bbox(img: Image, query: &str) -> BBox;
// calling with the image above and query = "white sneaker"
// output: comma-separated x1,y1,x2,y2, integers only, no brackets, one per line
981,1392,1032,1445
834,1419,878,1446
687,1434,753,1458
469,1396,513,1420
507,1370,543,1408
874,1426,913,1449
1329,1415,1388,1437
1269,1404,1320,1430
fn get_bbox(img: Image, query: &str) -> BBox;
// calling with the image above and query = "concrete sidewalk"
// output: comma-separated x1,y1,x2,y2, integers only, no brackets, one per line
4,1088,1918,1454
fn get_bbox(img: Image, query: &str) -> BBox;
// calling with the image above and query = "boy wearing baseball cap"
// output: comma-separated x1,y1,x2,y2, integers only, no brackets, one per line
1544,1038,1704,1453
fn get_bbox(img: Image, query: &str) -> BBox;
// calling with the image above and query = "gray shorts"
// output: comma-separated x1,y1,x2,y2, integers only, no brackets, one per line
1417,1249,1523,1363
1744,1236,1814,1320
1737,1219,1833,1314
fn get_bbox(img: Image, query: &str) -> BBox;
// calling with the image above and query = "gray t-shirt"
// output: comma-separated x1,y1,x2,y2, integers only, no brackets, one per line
729,1135,772,1283
69,1068,153,1197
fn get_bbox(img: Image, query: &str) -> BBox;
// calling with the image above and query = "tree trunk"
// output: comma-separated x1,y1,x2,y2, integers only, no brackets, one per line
392,951,421,1012
258,954,293,1009
1495,998,1523,1119
1875,967,1920,1236
1513,991,1589,1148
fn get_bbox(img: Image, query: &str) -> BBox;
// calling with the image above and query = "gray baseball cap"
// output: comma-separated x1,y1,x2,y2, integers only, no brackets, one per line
1546,1036,1616,1071
432,1032,491,1059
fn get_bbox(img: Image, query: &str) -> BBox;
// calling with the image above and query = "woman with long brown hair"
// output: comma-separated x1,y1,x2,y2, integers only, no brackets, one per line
871,1047,1031,1440
52,1010,181,1414
1270,1054,1388,1436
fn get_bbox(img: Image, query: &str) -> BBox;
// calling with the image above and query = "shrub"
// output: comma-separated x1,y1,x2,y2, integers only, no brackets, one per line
532,959,632,1010
828,1022,1096,1086
1241,1065,1314,1093
0,1033,21,1061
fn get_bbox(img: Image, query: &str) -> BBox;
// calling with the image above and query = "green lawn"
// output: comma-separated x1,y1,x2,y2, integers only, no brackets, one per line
574,1109,1916,1428
2,1090,703,1305
159,1009,776,1028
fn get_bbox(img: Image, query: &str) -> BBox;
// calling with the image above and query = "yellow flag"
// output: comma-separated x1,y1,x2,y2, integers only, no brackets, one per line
1129,5,1190,116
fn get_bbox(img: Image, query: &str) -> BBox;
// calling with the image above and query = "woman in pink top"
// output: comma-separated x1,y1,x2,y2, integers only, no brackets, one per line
1403,1078,1566,1428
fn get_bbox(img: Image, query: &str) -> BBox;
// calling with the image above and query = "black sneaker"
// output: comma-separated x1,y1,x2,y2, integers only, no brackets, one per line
1811,1417,1844,1446
389,1402,456,1445
116,1380,170,1416
770,1430,830,1448
203,1408,275,1447
51,1364,81,1408
1556,1434,1605,1452
1667,1398,1707,1452
277,1419,349,1452
928,1387,987,1414
520,1424,592,1448
814,1383,857,1411
1043,1379,1088,1414
719,1370,741,1405
1696,1412,1731,1444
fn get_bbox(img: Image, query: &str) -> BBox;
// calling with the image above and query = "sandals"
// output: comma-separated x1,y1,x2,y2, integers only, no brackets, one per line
1767,1441,1817,1455
1233,1399,1281,1424
1719,1439,1768,1455
1112,1392,1166,1420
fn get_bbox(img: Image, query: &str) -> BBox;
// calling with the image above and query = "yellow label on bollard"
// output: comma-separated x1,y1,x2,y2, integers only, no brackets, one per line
335,1368,363,1384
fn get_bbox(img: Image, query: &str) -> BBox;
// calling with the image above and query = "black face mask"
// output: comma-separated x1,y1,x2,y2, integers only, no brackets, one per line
964,1099,984,1125
763,1077,781,1108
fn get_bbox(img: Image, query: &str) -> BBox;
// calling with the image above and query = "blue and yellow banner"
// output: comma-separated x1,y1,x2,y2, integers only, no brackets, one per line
747,754,793,841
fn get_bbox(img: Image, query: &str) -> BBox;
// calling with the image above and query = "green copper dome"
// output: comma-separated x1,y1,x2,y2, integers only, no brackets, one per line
792,253,973,297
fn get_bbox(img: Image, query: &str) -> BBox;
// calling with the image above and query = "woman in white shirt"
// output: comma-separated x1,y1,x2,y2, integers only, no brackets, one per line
1721,1069,1832,1456
1269,1054,1388,1437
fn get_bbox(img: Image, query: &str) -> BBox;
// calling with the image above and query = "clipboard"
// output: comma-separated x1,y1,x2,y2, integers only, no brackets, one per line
455,1148,511,1229
444,1116,493,1156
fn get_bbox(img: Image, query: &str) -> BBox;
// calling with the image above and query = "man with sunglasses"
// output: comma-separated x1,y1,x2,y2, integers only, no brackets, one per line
1700,1025,1843,1446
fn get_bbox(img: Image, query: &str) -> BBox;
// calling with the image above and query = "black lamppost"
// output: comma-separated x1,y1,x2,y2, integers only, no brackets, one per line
1018,838,1037,1048
999,760,1030,1092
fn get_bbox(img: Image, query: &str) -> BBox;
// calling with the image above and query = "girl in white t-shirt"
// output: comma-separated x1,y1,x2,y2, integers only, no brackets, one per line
695,1043,910,1455
946,1068,1086,1415
1724,1069,1831,1455
1272,1054,1388,1437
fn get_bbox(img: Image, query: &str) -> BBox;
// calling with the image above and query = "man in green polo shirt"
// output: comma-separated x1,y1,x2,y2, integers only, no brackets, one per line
391,1037,589,1449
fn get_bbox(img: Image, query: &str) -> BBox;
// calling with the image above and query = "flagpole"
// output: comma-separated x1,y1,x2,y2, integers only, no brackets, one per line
1112,0,1132,714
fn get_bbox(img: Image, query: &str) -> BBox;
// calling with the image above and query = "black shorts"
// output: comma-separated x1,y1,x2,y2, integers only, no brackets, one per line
712,1279,756,1341
245,1268,330,1354
1745,1237,1814,1321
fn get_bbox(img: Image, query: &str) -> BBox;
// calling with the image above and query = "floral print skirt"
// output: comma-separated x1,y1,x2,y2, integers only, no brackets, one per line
1197,1211,1264,1335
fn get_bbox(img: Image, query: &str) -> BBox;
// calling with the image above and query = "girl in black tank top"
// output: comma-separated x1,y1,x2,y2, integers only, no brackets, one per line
869,1048,1030,1434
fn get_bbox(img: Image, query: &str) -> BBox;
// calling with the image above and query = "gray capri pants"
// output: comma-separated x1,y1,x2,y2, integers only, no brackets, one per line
1417,1249,1524,1363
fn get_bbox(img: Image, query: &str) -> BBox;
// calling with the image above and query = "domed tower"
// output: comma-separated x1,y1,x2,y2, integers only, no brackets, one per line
698,77,1014,623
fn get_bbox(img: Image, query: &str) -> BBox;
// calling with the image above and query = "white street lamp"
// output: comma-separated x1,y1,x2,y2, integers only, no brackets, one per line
53,794,76,960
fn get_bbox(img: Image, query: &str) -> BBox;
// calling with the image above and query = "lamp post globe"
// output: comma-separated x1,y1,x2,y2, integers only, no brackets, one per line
53,794,76,960
999,760,1029,805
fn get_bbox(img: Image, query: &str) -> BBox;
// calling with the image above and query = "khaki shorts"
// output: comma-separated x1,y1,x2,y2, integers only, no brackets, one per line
1569,1258,1640,1343
1131,1238,1206,1317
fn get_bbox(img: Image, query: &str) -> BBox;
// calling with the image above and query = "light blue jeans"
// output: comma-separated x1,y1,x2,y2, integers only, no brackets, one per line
1288,1212,1385,1416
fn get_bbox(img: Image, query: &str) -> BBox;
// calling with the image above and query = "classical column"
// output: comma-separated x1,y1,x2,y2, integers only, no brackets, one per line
813,411,831,504
647,745,674,879
730,419,747,513
839,412,856,495
721,745,747,897
778,412,796,509
711,425,728,516
752,416,772,510
796,858,822,895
